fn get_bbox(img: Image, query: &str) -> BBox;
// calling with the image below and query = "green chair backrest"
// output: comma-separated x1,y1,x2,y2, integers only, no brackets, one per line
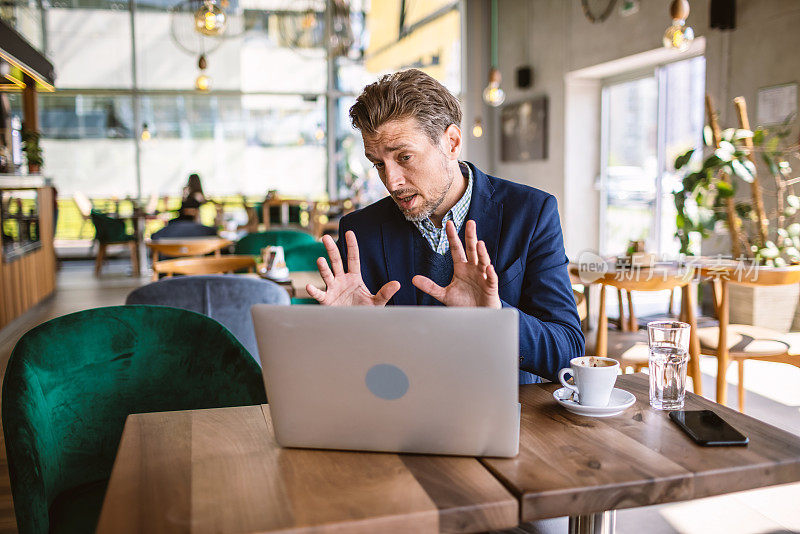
234,229,317,256
89,210,129,243
284,241,329,272
1,305,267,534
267,204,302,225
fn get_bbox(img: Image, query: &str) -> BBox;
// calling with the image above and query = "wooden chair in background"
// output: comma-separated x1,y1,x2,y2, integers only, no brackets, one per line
152,255,256,278
697,266,800,411
73,191,94,240
90,210,139,277
592,268,702,395
573,289,587,323
146,238,232,280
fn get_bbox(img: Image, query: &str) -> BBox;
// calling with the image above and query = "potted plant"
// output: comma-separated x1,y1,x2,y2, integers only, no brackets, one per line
21,130,43,174
673,97,800,329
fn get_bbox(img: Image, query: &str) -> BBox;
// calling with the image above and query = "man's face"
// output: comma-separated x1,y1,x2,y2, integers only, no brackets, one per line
363,117,457,222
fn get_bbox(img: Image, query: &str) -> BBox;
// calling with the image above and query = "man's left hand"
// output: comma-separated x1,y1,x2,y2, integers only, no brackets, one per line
412,220,501,308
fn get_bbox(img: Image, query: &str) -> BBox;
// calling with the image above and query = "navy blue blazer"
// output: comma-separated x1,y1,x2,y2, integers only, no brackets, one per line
337,162,585,383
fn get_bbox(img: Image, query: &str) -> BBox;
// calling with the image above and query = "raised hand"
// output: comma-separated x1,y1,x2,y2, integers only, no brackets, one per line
307,230,400,306
412,220,501,308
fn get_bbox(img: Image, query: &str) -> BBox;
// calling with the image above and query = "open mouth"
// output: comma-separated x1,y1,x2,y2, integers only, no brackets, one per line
395,194,417,210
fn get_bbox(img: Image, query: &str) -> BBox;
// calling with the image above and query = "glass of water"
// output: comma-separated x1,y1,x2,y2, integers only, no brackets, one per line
647,321,690,410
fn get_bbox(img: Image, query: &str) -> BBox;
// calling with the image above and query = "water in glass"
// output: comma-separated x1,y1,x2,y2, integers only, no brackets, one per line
649,344,689,410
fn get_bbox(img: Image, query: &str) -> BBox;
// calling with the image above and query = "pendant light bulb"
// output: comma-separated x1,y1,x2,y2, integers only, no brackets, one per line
140,122,151,142
663,19,694,51
482,68,505,107
194,0,226,36
196,54,211,91
663,0,694,51
471,118,484,138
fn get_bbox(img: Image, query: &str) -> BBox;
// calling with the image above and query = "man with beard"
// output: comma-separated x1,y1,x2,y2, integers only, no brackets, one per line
306,69,583,384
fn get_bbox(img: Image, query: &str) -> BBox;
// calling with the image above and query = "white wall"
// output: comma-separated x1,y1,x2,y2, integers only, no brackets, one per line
465,0,800,258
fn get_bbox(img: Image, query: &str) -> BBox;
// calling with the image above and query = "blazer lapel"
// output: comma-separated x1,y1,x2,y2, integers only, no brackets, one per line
465,162,502,268
381,214,416,305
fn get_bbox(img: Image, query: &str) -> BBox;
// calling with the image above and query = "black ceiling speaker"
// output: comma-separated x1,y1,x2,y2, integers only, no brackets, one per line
516,66,533,89
710,0,736,30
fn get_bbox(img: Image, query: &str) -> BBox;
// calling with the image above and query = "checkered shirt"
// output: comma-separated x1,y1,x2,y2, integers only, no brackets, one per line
411,162,473,255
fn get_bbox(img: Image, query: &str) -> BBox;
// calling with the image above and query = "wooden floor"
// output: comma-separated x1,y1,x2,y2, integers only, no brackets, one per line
0,261,798,533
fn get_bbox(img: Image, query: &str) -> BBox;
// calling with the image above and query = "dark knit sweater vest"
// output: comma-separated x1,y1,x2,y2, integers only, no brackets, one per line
412,225,464,306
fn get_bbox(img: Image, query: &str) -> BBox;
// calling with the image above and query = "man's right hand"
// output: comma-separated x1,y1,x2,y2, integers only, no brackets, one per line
307,230,400,306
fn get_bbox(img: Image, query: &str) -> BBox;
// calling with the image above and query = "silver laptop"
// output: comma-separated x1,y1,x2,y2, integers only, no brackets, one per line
251,305,520,457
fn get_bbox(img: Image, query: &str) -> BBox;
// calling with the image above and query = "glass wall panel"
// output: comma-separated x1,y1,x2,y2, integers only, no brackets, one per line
46,7,133,88
662,56,706,255
603,76,659,255
0,0,45,52
39,94,137,196
135,2,326,92
139,93,325,198
335,96,382,203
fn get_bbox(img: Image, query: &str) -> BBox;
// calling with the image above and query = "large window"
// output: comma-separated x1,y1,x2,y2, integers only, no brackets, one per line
0,0,463,239
600,56,706,256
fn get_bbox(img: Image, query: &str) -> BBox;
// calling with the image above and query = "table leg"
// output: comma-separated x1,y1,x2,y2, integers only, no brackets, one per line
716,279,731,406
682,283,702,396
134,216,148,277
569,510,615,534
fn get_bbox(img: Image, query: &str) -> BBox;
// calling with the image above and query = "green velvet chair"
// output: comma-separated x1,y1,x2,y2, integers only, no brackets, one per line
89,209,139,276
284,241,329,272
2,305,267,534
234,229,317,256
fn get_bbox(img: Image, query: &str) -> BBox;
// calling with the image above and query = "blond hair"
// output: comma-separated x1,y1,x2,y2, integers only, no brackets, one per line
349,69,462,144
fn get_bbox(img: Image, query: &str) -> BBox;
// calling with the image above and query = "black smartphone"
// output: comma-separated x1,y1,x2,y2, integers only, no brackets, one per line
669,410,749,446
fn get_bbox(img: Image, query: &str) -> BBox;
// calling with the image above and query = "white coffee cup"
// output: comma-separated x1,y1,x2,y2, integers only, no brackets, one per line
558,356,620,407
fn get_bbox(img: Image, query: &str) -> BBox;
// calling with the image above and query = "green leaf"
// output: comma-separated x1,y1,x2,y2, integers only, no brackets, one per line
753,129,765,145
717,181,735,198
730,160,754,182
702,154,724,170
674,149,695,170
787,195,800,209
766,135,781,154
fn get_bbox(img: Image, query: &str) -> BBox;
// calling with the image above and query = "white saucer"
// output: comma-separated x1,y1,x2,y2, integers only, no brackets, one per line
553,387,636,417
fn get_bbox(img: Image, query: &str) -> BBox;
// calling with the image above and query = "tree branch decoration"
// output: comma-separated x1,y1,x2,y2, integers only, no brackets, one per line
673,95,799,266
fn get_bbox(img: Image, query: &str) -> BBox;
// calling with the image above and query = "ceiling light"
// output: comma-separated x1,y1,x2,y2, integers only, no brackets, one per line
482,0,505,107
663,0,694,51
194,0,226,36
472,118,484,138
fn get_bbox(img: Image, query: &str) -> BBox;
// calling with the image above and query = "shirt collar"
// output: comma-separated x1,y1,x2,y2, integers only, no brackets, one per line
415,162,473,232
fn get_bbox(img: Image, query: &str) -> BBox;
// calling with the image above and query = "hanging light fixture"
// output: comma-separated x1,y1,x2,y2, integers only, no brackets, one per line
195,54,211,91
194,0,227,36
472,118,484,138
663,0,694,51
140,123,151,142
482,0,505,107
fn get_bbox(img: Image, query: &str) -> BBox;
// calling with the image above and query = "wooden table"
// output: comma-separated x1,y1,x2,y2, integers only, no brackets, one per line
483,374,800,531
96,405,518,533
96,374,800,533
256,270,324,300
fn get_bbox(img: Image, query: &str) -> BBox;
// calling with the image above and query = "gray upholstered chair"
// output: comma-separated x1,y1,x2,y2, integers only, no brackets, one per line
125,275,290,362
